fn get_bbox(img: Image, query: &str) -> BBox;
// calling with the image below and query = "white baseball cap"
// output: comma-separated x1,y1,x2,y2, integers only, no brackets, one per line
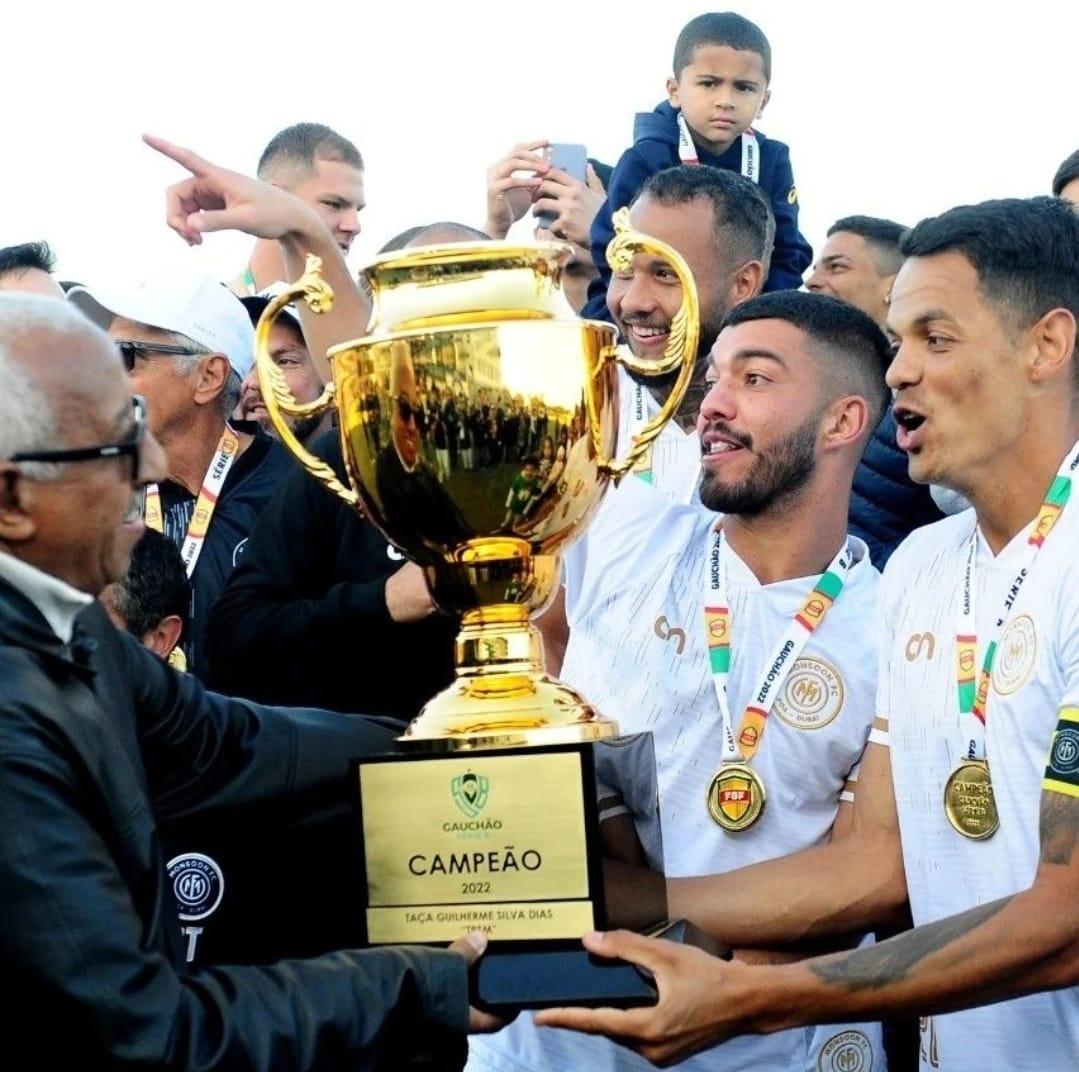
68,273,255,379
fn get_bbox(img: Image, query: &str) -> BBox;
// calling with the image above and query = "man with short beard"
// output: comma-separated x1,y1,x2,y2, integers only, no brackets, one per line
605,165,772,501
538,164,772,673
468,292,892,1072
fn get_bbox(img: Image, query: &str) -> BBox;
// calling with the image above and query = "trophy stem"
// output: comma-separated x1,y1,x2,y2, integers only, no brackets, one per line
397,610,618,751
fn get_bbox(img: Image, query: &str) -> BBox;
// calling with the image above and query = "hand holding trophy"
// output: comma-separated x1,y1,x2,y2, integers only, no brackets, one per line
255,211,704,1009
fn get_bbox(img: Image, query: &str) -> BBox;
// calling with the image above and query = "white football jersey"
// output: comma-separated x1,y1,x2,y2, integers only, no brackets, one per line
470,475,884,1072
880,506,1079,1070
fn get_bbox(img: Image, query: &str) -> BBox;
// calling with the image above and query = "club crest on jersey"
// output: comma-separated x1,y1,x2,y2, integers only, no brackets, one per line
991,614,1036,695
818,1029,873,1072
167,852,225,922
775,657,845,730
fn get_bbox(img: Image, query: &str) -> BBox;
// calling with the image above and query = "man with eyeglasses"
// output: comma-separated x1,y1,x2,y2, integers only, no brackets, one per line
0,292,498,1070
68,274,294,677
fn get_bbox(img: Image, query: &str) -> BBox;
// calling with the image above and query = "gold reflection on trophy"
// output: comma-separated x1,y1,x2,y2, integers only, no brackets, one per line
256,212,699,750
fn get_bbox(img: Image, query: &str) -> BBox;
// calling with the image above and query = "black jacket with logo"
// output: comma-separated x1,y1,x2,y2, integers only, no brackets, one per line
0,578,468,1070
204,431,457,720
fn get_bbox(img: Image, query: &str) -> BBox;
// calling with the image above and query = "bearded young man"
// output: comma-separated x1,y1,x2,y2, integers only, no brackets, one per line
469,290,894,1072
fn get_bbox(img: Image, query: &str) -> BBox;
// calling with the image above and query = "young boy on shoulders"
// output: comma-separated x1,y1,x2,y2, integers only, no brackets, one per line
583,12,811,319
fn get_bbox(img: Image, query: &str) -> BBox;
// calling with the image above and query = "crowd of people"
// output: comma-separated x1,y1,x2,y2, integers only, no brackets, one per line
1,9,1079,1071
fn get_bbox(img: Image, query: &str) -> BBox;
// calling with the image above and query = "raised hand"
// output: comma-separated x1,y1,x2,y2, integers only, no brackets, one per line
143,133,324,245
531,162,606,247
483,139,550,240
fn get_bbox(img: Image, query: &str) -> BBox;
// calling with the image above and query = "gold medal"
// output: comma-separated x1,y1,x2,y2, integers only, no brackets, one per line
706,763,766,831
944,759,999,840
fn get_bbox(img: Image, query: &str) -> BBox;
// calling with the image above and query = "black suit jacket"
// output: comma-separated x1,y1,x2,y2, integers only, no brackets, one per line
0,576,468,1070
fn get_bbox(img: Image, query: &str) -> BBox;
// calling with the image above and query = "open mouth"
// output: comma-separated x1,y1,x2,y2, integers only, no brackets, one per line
625,323,670,347
893,405,927,451
700,427,748,460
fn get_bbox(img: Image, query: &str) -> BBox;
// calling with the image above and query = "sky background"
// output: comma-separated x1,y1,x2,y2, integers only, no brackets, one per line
4,0,1076,288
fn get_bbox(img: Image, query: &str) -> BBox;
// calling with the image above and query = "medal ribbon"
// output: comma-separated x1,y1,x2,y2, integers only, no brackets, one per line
144,425,241,580
704,529,852,762
954,440,1079,759
675,111,760,183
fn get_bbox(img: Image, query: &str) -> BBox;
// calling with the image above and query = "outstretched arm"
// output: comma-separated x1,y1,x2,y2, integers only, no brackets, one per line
536,708,1079,1066
144,134,371,382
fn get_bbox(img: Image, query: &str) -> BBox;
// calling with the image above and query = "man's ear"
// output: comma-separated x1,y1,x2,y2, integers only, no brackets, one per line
192,353,231,408
0,466,37,543
1028,307,1077,387
730,261,766,304
143,614,183,659
880,272,898,312
757,89,772,118
666,76,681,108
821,395,871,453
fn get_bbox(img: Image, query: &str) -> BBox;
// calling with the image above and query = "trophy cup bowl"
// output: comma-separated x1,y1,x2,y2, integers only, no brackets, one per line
255,210,700,1006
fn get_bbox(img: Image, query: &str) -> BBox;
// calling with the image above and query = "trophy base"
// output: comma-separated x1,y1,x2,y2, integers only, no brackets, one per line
399,616,618,750
469,922,731,1011
471,946,657,1011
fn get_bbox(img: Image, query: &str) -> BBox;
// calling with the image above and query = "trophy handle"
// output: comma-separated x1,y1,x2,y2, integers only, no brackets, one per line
598,207,701,480
254,254,358,508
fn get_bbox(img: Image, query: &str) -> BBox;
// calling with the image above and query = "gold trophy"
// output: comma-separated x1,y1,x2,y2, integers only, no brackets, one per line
255,210,699,1007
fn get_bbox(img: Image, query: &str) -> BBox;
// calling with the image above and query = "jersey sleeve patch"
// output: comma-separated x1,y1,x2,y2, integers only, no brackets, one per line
1044,707,1079,797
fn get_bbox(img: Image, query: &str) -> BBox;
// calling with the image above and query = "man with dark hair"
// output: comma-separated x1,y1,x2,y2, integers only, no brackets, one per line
101,528,190,665
807,215,945,564
0,240,63,298
537,165,772,674
0,293,496,1070
582,11,810,320
1052,148,1079,204
806,216,906,322
472,290,890,1072
612,166,773,472
537,197,1079,1072
230,122,365,297
67,274,293,676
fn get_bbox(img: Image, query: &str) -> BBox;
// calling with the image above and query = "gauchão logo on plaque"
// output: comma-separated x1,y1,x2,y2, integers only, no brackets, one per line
452,772,490,818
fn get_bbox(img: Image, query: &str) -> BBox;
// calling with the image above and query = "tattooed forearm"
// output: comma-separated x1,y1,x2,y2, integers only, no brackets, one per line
1039,790,1079,867
809,897,1013,991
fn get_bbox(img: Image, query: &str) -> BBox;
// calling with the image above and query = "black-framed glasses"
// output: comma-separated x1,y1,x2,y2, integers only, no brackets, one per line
10,395,149,482
116,339,201,373
395,395,420,424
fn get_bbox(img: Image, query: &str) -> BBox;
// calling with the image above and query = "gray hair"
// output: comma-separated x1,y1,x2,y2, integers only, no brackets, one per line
145,325,236,419
0,295,110,480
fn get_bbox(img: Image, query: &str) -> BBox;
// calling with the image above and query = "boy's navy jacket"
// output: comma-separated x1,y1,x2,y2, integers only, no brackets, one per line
583,101,812,321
